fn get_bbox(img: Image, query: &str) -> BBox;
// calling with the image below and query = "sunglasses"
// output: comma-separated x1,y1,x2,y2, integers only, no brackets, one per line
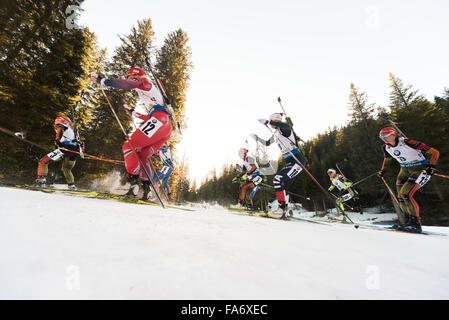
379,134,392,139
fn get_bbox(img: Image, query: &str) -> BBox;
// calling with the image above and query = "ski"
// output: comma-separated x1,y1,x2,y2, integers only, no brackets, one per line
225,207,295,221
352,223,446,236
6,184,194,212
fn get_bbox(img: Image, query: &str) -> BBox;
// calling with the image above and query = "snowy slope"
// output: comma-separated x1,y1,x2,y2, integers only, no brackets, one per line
1,186,449,300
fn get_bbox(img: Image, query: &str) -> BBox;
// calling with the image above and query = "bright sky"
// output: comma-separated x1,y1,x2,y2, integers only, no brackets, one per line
78,0,449,184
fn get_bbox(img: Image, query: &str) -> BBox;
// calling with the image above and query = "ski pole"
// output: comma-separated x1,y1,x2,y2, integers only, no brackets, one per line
380,177,400,205
100,85,165,208
352,172,379,187
261,124,355,225
435,173,449,180
58,148,125,165
0,126,50,151
0,125,125,166
259,183,311,201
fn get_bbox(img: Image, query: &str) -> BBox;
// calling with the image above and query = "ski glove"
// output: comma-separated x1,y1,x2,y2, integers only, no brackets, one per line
90,73,105,84
258,119,269,126
232,177,238,183
14,132,25,139
377,170,385,178
241,174,248,181
250,134,258,141
424,165,436,176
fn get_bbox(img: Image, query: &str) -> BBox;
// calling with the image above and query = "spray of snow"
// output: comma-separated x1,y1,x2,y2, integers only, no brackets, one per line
89,170,124,193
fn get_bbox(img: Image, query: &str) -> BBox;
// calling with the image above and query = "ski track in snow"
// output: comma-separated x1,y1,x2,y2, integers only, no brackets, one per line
1,187,448,299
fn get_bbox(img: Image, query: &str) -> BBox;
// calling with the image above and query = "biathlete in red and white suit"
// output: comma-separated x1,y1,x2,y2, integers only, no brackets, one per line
90,68,172,195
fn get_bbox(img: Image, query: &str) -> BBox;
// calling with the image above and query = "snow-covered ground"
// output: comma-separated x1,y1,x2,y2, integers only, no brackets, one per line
1,186,449,299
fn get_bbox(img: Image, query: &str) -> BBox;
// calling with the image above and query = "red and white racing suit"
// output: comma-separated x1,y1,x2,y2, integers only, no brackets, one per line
102,77,172,180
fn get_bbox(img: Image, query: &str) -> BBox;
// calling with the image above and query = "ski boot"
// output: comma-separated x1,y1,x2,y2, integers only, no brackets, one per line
286,203,295,217
403,216,422,233
67,183,77,191
125,174,139,197
390,214,409,230
141,180,151,201
35,177,47,187
167,193,173,202
268,202,288,219
392,215,422,233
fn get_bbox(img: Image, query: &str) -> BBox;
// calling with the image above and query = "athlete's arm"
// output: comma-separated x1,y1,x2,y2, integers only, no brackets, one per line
102,78,140,90
269,121,292,137
379,144,393,175
247,164,256,175
252,134,275,147
404,139,439,165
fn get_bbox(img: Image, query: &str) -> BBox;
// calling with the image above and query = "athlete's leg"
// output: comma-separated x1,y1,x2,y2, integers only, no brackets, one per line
61,157,76,185
396,168,409,218
274,161,302,206
240,182,254,203
122,111,173,176
37,155,52,180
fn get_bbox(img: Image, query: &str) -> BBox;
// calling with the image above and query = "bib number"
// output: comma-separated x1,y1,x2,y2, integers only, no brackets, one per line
287,164,302,178
251,176,263,185
415,172,431,187
47,149,64,161
139,118,163,138
160,166,171,175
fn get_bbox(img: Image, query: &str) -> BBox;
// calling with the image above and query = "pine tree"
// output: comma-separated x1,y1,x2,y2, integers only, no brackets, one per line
348,83,375,123
0,0,98,182
155,29,193,143
389,73,423,110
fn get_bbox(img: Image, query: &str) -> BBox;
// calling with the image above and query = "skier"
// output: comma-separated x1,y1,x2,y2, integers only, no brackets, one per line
90,68,172,196
327,168,359,214
377,128,440,232
36,116,83,189
251,113,306,218
150,144,174,201
232,148,263,208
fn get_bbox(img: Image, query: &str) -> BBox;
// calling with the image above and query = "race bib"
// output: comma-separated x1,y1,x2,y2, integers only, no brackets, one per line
139,118,163,138
47,149,64,161
415,172,431,187
287,164,302,178
161,166,171,175
251,176,263,185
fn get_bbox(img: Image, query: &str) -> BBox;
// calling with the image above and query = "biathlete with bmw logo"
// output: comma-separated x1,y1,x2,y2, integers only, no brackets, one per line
377,128,440,233
90,68,173,197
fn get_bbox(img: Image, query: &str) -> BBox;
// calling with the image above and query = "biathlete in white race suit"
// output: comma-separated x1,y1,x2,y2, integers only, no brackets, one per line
36,116,83,189
90,68,172,196
251,113,306,218
378,127,440,233
327,169,358,213
232,148,263,207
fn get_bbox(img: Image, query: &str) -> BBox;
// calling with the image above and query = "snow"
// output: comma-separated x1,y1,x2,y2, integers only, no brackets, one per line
1,186,449,299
